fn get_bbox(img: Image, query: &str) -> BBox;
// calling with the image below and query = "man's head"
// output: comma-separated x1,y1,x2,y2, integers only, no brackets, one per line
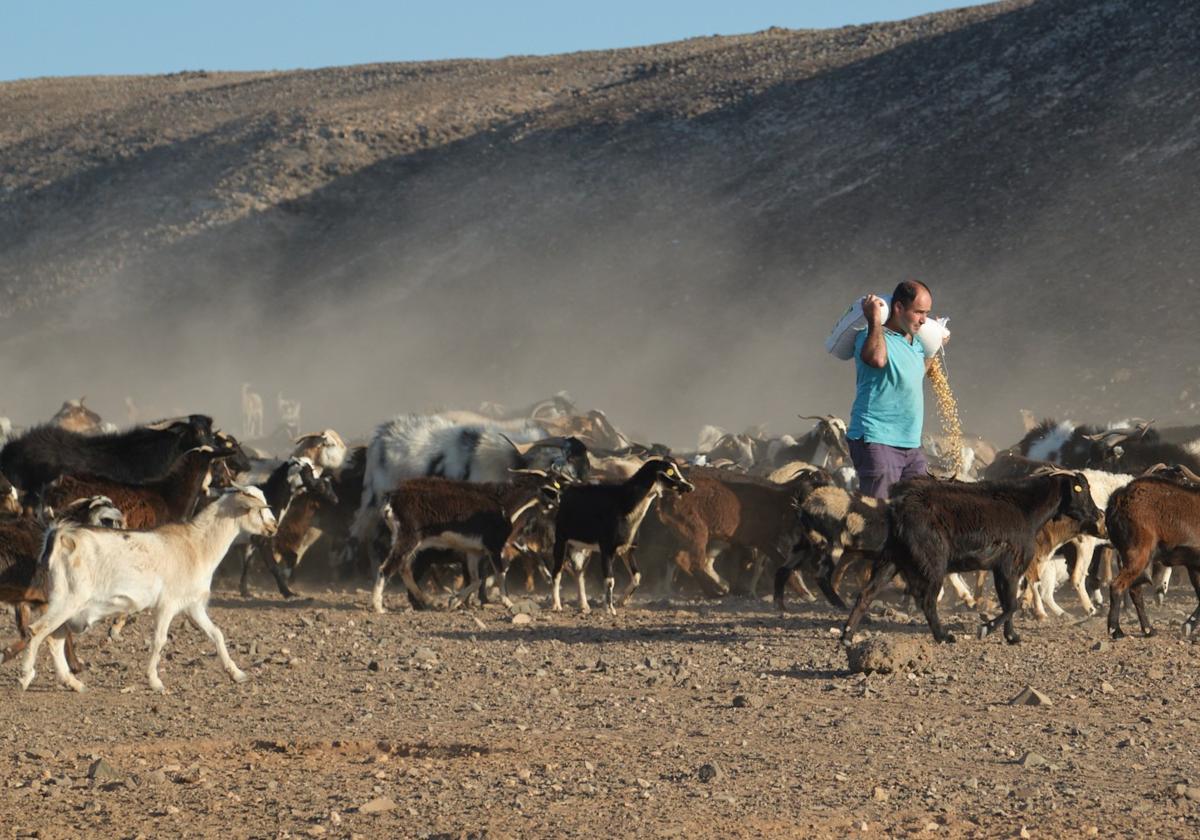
888,279,932,337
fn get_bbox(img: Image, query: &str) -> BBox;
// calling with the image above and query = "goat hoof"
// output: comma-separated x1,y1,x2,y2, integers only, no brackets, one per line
937,633,957,645
18,672,34,691
976,625,990,640
1144,628,1158,638
1183,622,1195,638
66,679,86,693
231,670,249,684
1004,634,1021,645
1109,628,1125,640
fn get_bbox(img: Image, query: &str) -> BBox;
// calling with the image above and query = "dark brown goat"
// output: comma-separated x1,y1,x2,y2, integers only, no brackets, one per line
1105,477,1200,639
373,475,564,613
42,444,240,529
843,473,1101,646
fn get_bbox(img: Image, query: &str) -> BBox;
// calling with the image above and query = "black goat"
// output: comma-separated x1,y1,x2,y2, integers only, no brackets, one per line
842,472,1101,645
551,459,694,614
0,415,215,499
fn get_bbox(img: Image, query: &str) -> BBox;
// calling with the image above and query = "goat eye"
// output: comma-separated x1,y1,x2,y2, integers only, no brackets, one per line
1073,485,1082,493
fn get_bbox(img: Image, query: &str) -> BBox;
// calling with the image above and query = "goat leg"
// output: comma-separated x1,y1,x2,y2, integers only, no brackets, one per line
841,558,897,645
978,566,1021,644
1128,580,1156,637
914,578,955,644
600,550,617,616
1182,567,1200,637
616,547,641,607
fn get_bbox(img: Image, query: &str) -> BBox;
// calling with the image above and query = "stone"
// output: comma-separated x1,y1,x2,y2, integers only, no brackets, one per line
358,797,397,814
412,647,438,664
732,694,765,710
87,759,122,783
367,660,380,672
1091,641,1108,652
845,636,932,675
509,599,541,615
1019,752,1048,769
512,613,533,625
1100,682,1115,694
872,786,890,802
1010,686,1053,706
697,763,723,783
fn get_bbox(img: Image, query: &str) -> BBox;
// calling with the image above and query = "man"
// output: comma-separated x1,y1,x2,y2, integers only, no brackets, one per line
847,279,943,499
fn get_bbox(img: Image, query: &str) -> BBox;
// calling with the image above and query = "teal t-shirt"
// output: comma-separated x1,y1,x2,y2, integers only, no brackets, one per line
847,327,926,448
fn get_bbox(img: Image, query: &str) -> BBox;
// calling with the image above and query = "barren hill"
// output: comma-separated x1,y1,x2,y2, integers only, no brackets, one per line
2,0,1198,444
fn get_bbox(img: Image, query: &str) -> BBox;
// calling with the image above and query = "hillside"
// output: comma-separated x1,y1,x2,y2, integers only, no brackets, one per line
2,0,1198,444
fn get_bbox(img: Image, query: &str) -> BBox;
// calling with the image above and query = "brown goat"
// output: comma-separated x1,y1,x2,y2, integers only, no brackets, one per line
42,446,230,529
650,467,830,599
1105,477,1200,639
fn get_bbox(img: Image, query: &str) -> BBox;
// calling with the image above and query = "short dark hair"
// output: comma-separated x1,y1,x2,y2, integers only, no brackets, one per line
891,279,931,309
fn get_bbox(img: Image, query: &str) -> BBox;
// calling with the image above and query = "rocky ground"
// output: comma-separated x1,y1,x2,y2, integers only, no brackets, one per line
3,576,1199,838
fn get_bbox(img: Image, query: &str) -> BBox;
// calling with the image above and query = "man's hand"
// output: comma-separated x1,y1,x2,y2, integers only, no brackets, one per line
861,294,885,326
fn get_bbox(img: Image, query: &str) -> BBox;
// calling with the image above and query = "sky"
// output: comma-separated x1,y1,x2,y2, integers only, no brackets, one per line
2,1,996,82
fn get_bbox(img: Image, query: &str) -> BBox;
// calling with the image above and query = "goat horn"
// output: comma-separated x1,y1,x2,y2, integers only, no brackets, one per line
797,415,825,422
1141,463,1170,476
509,468,551,478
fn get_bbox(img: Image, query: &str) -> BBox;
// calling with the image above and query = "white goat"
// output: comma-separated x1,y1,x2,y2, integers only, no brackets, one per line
19,486,276,693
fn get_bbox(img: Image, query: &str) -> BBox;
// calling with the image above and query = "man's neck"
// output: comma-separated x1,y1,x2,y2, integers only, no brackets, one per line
883,317,914,342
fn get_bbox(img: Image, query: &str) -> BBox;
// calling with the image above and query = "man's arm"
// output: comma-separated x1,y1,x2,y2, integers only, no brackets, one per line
859,295,887,368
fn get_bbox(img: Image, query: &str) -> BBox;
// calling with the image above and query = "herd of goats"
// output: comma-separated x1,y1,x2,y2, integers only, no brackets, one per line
1,392,1200,692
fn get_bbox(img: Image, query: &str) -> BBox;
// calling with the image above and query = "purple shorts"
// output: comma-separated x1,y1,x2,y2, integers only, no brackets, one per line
848,438,928,500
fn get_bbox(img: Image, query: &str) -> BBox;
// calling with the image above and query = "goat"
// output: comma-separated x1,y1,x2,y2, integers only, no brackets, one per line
256,470,339,593
0,496,127,672
41,444,240,530
347,413,588,573
778,483,888,611
277,392,301,437
1105,477,1200,639
1,474,19,516
49,397,108,435
761,415,850,473
646,466,830,600
237,457,326,598
842,472,1101,646
373,473,565,613
1015,418,1200,475
291,429,347,471
242,383,264,439
0,415,216,499
19,486,276,692
550,459,694,614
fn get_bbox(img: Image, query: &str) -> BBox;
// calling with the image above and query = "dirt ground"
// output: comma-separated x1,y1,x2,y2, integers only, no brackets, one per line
3,572,1200,839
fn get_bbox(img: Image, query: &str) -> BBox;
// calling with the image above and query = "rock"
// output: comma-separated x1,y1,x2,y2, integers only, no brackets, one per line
1019,828,1031,839
1148,668,1165,681
412,647,438,664
1010,686,1053,706
1187,787,1200,803
87,758,122,783
174,764,203,784
732,694,765,710
1019,752,1048,769
509,599,540,615
872,786,890,802
367,660,380,672
845,636,932,675
512,613,533,625
1100,681,1115,694
1091,641,1108,652
697,762,723,783
144,770,169,785
471,616,487,630
358,797,397,814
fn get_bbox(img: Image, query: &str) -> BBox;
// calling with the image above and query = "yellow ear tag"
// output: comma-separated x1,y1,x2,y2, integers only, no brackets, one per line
667,467,676,477
1073,484,1083,493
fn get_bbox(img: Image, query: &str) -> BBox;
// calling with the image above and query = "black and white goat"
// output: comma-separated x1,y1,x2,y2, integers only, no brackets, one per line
550,459,694,614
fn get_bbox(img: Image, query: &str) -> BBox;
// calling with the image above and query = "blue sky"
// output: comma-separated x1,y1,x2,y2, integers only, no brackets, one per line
1,1,995,82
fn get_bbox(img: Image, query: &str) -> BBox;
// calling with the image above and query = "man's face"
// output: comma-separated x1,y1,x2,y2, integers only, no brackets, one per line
894,289,931,337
